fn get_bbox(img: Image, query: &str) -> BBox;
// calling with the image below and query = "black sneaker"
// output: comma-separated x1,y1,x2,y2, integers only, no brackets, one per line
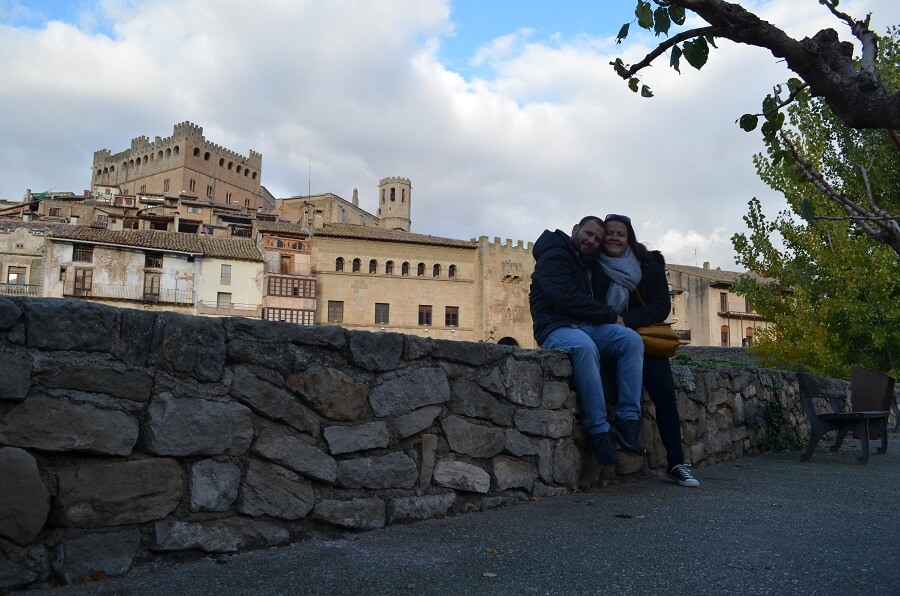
666,464,700,487
609,418,646,456
588,432,620,465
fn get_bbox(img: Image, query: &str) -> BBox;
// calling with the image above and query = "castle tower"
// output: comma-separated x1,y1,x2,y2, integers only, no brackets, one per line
377,176,411,232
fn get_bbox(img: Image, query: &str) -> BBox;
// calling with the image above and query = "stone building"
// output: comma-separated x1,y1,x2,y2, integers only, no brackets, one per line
0,222,48,297
91,122,268,211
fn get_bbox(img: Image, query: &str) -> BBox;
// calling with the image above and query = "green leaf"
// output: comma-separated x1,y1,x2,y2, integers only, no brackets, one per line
669,44,682,73
653,6,671,36
739,114,759,132
640,84,654,97
628,77,639,93
610,58,629,78
616,23,630,44
682,37,709,69
798,198,816,221
668,5,686,25
762,95,778,119
705,34,718,48
787,77,804,92
636,1,653,29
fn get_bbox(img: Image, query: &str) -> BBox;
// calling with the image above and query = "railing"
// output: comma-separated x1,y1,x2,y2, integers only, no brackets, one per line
718,300,765,319
674,329,692,342
0,283,40,297
197,301,262,318
64,283,193,304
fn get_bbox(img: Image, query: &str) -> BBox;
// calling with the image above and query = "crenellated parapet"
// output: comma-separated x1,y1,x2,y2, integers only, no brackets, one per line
378,176,412,186
475,236,534,254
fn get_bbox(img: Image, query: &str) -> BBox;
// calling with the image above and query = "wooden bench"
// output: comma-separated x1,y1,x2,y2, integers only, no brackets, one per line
797,365,895,464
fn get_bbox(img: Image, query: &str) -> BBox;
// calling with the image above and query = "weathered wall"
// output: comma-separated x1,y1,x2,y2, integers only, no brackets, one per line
0,297,814,590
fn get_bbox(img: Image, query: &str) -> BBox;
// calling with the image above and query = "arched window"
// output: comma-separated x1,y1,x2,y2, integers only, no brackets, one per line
219,158,225,166
244,169,249,177
204,152,210,161
401,262,409,276
390,188,396,201
402,189,406,202
335,257,344,272
165,148,172,157
173,146,179,155
142,155,148,164
433,264,441,278
228,161,234,170
352,258,361,273
369,259,377,274
236,165,242,174
122,161,128,170
129,159,134,167
417,262,425,277
385,260,394,275
252,172,257,180
381,189,385,202
157,151,163,160
193,148,200,157
109,165,115,172
448,264,457,279
97,169,102,176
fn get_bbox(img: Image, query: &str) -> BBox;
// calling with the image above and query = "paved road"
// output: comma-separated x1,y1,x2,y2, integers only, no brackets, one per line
35,443,899,596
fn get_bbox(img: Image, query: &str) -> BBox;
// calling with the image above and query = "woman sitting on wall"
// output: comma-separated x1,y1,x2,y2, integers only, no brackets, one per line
597,213,699,488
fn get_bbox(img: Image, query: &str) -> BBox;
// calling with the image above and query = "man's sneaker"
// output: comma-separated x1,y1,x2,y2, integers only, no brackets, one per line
609,418,646,456
588,432,620,465
666,464,700,487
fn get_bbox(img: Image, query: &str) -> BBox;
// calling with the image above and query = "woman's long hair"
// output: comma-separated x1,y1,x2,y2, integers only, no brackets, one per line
604,214,652,265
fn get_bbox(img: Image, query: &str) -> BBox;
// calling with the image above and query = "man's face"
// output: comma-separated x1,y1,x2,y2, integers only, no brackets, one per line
571,220,605,258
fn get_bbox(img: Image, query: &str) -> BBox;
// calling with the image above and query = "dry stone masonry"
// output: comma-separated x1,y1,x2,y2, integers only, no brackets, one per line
0,296,815,589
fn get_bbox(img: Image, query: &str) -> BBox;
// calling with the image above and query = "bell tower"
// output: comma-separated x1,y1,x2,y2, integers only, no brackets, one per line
377,176,411,231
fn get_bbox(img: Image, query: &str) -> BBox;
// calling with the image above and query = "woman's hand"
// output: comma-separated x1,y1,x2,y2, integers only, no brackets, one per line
616,315,625,325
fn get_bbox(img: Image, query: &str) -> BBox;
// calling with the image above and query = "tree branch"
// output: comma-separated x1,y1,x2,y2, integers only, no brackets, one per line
622,26,717,78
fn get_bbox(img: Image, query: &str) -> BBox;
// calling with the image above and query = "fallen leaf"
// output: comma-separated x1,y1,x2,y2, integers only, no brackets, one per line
483,573,498,578
614,513,646,519
488,547,497,555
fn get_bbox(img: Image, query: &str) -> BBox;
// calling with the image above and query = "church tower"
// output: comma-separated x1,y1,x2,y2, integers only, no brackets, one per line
377,176,411,231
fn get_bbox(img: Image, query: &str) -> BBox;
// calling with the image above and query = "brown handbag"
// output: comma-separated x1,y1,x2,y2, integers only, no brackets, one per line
634,289,680,358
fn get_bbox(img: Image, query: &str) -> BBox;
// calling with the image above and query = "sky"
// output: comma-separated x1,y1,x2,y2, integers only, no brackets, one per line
1,0,897,269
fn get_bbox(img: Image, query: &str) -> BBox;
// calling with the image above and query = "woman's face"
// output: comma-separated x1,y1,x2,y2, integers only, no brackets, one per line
603,220,629,257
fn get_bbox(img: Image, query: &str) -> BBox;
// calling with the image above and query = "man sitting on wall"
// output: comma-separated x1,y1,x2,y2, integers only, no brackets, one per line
529,216,645,465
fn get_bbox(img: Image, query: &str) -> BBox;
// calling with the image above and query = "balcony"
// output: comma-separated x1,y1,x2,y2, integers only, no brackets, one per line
674,328,692,342
64,283,193,304
717,300,766,321
0,283,39,297
197,301,262,319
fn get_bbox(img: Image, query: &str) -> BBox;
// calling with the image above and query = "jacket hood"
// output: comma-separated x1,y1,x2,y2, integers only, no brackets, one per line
533,229,574,261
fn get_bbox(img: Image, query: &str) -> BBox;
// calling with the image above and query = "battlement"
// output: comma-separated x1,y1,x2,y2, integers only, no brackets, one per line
378,176,411,186
173,121,204,138
203,140,261,166
130,135,150,150
476,235,534,253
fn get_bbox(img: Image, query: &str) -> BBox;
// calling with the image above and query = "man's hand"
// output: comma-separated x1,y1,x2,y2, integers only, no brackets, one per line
616,315,625,325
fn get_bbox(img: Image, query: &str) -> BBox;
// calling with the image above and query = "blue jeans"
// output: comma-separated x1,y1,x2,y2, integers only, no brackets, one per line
541,323,644,434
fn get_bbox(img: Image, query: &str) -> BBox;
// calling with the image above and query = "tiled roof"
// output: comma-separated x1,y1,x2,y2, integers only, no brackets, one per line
0,221,51,233
46,225,262,261
667,263,766,284
314,223,476,249
254,221,311,235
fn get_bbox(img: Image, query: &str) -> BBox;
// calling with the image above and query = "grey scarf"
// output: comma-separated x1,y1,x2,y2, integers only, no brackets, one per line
598,247,642,314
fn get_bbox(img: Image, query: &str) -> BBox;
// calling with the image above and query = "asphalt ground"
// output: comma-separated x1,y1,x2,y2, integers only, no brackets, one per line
32,440,899,596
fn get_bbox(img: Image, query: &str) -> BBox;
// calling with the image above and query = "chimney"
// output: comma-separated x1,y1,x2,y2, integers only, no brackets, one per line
703,262,710,269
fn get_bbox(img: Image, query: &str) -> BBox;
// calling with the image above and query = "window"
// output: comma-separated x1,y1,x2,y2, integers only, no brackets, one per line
189,179,196,192
73,244,93,263
267,277,315,297
187,205,202,214
217,292,232,308
204,152,210,161
207,185,215,198
244,198,250,208
7,266,26,285
448,264,457,279
59,267,66,282
418,305,432,326
369,259,377,274
280,255,291,274
720,325,730,347
433,264,441,278
352,258,361,273
94,214,108,228
445,306,459,327
375,303,390,325
140,184,147,194
220,264,232,285
745,327,754,347
401,262,409,276
193,148,200,157
390,188,396,201
262,308,315,325
417,262,425,277
49,208,61,217
144,272,161,301
385,260,394,275
74,268,92,296
328,300,344,323
335,257,344,272
145,252,163,268
402,189,406,202
720,292,729,312
219,158,225,166
164,179,170,192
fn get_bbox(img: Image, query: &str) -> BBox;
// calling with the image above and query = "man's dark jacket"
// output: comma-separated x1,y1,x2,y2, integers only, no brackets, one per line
529,229,617,345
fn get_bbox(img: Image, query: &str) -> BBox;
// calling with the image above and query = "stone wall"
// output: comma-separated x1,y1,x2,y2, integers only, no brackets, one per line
0,297,814,590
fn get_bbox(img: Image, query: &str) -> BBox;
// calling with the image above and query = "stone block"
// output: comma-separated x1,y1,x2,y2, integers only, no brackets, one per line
449,378,513,425
477,367,505,396
286,365,369,421
404,335,433,360
37,363,153,402
52,459,182,527
189,459,241,512
24,299,115,352
51,530,141,584
419,433,438,487
513,408,574,438
432,459,490,493
541,381,572,409
225,317,346,350
156,312,226,382
0,543,45,591
237,459,315,520
504,359,542,407
324,421,389,455
251,424,337,483
336,452,418,489
312,498,385,530
394,405,442,439
537,439,554,483
152,519,289,553
230,365,319,435
0,351,30,401
441,415,505,458
0,447,50,545
369,367,450,417
545,352,573,378
551,439,581,489
118,309,159,366
432,340,488,366
491,456,535,491
349,331,404,372
0,395,138,456
140,392,253,456
0,296,22,329
504,429,539,456
387,493,455,524
227,338,296,375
